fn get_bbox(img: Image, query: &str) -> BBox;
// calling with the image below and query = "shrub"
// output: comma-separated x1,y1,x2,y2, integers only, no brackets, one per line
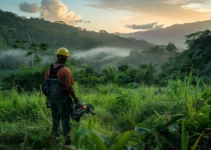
0,55,24,69
2,66,46,91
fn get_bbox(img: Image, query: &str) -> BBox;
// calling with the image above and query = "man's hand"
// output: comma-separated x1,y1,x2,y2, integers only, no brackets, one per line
68,86,78,104
74,97,79,104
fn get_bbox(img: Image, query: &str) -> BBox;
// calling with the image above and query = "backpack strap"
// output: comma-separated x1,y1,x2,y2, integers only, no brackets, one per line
49,64,65,78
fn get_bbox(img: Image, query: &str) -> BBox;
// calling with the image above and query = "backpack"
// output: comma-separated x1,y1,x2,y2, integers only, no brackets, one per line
42,64,65,97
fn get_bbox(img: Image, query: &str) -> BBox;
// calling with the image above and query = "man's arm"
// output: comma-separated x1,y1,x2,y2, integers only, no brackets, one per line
67,86,79,104
61,67,78,103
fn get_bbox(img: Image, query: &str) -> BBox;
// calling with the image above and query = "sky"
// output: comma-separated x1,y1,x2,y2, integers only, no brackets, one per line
0,0,211,33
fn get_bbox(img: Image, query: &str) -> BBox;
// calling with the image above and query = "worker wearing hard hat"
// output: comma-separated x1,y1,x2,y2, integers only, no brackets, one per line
44,47,78,147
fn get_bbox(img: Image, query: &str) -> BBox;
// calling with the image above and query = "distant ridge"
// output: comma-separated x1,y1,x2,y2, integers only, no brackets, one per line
119,20,211,48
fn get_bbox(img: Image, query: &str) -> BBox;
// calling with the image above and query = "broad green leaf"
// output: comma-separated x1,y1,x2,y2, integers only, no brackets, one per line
75,129,90,149
161,114,185,130
127,116,136,127
91,132,107,150
170,114,185,123
112,130,134,150
167,124,179,133
88,119,95,130
107,133,119,148
135,126,151,134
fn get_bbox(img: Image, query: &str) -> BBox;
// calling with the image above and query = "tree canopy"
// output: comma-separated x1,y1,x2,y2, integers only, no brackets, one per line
160,30,211,83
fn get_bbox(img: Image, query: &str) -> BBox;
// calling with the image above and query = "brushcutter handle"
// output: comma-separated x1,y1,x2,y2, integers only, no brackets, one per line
86,104,96,115
90,110,96,115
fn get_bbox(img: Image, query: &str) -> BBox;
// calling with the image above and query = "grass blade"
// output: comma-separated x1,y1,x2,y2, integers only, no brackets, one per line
182,120,187,150
191,131,204,150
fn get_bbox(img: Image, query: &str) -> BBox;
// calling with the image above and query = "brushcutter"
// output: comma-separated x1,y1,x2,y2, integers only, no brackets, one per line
71,101,96,122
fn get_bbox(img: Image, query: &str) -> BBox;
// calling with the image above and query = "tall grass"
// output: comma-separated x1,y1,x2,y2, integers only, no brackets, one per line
0,76,211,149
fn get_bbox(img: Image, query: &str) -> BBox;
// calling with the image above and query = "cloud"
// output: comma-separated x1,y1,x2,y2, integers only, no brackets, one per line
153,24,164,30
181,3,211,12
125,22,157,30
84,20,91,23
19,0,82,25
88,0,211,13
163,0,189,5
125,22,164,30
87,0,211,23
76,20,91,23
165,0,211,12
19,2,40,13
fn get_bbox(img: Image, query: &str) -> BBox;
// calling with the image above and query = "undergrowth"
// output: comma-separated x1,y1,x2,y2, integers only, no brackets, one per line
0,77,211,150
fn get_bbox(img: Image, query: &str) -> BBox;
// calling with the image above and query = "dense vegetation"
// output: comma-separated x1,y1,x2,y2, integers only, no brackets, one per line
161,30,211,83
1,78,211,150
2,30,211,90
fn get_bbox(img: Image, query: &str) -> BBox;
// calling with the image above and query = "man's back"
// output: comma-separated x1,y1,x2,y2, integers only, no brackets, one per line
45,64,74,91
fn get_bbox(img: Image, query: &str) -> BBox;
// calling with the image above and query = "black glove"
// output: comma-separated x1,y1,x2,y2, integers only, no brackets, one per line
74,97,79,104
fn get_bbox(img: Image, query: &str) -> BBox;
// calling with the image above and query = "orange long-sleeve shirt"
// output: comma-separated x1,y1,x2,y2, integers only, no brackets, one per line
45,64,74,90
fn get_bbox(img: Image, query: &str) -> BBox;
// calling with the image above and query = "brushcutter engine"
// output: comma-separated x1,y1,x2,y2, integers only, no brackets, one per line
71,102,95,122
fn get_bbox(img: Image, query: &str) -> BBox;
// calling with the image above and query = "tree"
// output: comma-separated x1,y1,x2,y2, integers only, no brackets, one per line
161,30,211,82
0,35,7,49
8,28,16,36
165,42,178,54
145,45,166,54
118,65,128,72
103,67,117,83
27,43,48,66
13,40,48,66
99,30,108,34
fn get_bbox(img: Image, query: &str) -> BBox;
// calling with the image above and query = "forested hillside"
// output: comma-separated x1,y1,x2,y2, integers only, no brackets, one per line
160,30,211,82
120,20,211,48
0,10,151,50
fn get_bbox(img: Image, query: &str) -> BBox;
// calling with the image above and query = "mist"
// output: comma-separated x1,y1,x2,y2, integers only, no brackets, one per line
0,47,170,72
73,47,131,59
0,49,55,68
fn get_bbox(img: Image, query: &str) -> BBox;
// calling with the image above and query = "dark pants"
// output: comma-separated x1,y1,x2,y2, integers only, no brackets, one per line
50,96,72,139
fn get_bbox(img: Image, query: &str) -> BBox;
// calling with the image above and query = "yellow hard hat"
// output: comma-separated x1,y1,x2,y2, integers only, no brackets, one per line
56,47,69,57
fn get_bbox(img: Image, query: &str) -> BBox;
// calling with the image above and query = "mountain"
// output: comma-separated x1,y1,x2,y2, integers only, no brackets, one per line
0,10,152,51
119,20,211,48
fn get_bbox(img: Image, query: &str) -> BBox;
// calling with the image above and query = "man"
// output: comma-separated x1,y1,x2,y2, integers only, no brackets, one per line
45,47,78,146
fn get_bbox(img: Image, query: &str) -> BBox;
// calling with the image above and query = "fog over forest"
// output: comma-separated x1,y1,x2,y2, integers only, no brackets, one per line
0,45,170,72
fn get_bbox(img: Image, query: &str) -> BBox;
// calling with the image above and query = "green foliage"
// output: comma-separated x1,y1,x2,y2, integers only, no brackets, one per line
1,66,46,91
182,120,189,150
166,42,178,54
109,93,132,115
0,35,7,49
161,30,211,82
103,67,117,83
1,78,211,149
191,131,204,150
74,66,101,86
116,63,158,85
0,55,23,69
1,62,159,92
144,45,166,54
